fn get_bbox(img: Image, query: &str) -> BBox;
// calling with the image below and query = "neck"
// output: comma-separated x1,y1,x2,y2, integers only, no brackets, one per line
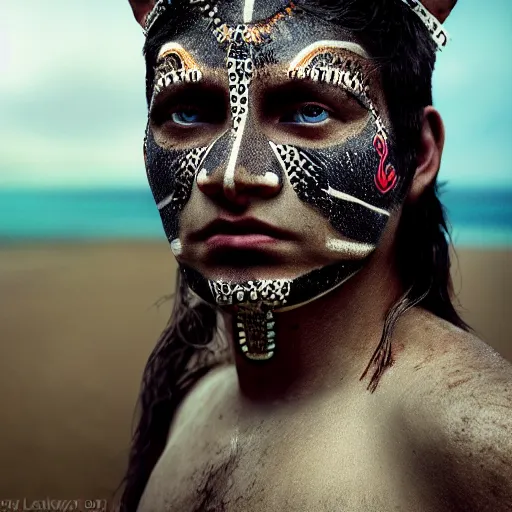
225,245,403,406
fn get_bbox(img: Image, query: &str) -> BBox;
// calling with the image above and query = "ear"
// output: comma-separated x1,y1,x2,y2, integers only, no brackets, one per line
420,0,458,23
407,106,445,203
128,0,156,28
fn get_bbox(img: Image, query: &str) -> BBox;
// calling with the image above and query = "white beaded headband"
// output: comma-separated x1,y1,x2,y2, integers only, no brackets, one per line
399,0,450,50
143,0,450,51
143,0,170,37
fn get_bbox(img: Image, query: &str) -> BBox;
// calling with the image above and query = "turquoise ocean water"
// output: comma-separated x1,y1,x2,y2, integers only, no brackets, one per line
0,187,511,247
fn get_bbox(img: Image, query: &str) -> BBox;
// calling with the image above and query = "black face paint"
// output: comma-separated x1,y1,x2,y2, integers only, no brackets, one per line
143,0,409,361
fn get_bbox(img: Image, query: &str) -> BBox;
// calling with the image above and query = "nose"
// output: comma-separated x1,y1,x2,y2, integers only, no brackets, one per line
196,119,283,207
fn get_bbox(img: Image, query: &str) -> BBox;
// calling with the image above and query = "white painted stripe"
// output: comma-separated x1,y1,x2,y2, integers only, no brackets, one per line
289,40,369,71
157,41,185,60
275,269,360,313
196,168,208,187
262,172,280,187
170,238,182,256
325,238,375,258
224,113,248,191
324,186,390,217
243,0,256,23
157,193,174,210
268,141,289,180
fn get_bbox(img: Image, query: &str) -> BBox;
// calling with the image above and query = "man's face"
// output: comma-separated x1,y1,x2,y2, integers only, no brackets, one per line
144,0,405,310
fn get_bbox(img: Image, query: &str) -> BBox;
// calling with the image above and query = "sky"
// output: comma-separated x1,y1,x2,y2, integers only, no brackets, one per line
0,0,511,189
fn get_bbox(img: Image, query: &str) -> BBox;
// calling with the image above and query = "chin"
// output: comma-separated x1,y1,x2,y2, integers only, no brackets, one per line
180,257,366,312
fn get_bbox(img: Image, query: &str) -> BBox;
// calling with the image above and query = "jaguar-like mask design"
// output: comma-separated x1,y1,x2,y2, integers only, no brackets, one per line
143,0,419,360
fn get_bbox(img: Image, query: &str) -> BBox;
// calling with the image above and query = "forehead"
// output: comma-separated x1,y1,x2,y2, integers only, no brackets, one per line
152,0,365,70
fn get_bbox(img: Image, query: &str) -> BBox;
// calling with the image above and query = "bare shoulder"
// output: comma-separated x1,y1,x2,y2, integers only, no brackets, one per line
397,307,512,389
395,308,512,511
165,363,237,443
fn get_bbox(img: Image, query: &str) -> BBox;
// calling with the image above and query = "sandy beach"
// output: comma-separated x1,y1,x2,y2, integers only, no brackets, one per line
0,241,510,502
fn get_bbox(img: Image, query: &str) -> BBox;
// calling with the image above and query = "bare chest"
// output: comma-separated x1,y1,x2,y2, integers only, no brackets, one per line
137,400,440,512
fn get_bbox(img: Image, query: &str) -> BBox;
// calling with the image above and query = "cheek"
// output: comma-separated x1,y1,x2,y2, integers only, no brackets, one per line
144,128,208,242
321,128,403,243
273,121,404,245
322,143,391,244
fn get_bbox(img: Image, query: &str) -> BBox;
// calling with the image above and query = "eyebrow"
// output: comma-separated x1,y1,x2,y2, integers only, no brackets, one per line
289,40,369,71
156,42,201,67
286,42,370,105
152,42,205,101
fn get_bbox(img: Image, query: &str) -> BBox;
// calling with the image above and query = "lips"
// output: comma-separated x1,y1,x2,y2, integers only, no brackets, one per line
190,218,295,249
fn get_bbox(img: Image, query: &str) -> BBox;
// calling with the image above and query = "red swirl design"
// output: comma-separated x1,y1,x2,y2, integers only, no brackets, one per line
373,134,397,194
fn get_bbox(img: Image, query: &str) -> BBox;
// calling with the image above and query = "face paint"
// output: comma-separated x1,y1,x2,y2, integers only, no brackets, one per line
143,0,407,361
152,42,203,103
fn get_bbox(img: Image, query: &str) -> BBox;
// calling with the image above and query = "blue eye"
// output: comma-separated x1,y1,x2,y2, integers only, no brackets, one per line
171,109,202,125
291,104,330,124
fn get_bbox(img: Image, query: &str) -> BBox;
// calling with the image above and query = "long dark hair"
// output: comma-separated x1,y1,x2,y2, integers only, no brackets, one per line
114,272,230,510
115,0,470,509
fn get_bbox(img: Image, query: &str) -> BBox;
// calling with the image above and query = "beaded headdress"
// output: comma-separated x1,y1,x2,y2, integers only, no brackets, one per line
399,0,450,50
142,0,450,50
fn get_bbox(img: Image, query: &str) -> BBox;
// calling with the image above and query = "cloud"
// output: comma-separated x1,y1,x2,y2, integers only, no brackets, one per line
0,0,511,188
0,0,149,186
433,0,512,186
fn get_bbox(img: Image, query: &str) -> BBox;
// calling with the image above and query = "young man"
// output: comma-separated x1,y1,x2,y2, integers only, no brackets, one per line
118,0,512,510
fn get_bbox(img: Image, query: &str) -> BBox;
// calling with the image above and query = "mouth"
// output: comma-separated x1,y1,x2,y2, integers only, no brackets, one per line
190,217,296,251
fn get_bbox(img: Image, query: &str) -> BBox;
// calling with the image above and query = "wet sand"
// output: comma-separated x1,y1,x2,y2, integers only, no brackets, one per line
0,241,510,502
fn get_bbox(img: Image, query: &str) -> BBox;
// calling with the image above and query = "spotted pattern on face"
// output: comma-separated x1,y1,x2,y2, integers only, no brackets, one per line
268,141,328,207
226,30,254,133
